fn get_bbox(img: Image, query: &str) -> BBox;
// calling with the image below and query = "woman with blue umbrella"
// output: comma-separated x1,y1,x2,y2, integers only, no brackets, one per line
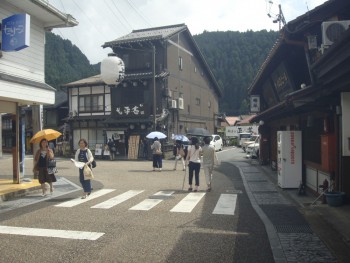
150,137,163,171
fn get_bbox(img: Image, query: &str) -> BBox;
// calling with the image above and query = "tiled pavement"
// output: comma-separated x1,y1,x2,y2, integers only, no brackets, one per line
235,161,337,263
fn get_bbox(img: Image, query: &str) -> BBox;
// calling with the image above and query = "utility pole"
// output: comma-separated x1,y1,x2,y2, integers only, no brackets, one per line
152,45,156,130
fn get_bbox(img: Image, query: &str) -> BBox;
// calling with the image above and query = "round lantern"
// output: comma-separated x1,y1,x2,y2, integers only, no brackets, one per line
100,53,125,85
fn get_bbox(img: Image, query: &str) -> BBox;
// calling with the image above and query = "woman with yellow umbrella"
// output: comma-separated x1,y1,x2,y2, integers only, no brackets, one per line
33,139,55,196
31,129,61,196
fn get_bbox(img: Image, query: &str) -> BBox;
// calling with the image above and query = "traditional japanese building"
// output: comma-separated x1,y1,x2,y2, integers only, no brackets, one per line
248,0,350,198
64,24,222,159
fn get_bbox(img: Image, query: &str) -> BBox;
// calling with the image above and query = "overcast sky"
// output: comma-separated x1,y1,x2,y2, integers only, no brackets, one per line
48,0,326,64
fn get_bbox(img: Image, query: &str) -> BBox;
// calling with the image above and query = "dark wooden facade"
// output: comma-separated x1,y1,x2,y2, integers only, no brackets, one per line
248,0,350,197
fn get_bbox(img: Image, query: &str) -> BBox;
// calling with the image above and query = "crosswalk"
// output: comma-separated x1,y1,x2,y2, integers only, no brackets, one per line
54,189,238,215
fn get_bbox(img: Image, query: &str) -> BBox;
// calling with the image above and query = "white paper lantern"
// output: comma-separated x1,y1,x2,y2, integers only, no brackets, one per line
100,54,125,85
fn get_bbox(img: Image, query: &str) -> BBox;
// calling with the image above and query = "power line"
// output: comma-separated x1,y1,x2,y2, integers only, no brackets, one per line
103,0,132,33
126,0,153,27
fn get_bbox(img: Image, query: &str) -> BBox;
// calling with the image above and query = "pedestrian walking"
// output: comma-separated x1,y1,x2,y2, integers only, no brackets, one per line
185,137,202,192
202,136,219,192
74,138,94,199
33,138,55,196
151,137,162,171
173,140,185,171
107,138,116,160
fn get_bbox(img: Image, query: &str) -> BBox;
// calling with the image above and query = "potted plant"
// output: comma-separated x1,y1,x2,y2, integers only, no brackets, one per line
324,191,345,207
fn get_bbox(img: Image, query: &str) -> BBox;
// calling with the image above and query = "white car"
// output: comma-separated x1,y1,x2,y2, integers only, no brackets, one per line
246,136,260,158
210,134,223,151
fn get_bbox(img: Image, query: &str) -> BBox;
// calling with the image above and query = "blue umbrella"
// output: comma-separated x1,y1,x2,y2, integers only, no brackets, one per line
146,131,167,139
173,134,189,142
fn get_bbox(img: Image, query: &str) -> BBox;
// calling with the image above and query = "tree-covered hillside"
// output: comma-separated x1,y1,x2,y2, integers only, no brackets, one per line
45,32,99,90
44,30,279,114
194,30,279,115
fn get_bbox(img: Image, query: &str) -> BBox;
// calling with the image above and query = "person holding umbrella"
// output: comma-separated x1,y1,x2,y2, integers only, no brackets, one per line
33,139,55,196
185,137,202,192
151,137,162,171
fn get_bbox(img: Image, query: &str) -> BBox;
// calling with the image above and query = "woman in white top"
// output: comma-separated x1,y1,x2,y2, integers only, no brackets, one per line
185,137,202,192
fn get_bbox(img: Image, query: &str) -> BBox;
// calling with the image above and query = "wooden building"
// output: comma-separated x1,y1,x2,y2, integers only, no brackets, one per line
64,24,222,158
248,0,350,198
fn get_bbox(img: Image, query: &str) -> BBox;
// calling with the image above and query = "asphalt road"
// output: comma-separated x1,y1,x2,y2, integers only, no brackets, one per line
0,148,274,263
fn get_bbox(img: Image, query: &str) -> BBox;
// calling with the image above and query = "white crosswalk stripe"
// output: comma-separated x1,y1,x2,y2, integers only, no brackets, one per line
212,194,237,215
129,191,175,211
0,225,104,240
170,192,206,213
54,189,238,216
55,189,116,208
91,190,144,209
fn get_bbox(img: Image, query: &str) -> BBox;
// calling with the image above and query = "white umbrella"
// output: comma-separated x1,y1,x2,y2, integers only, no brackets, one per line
173,134,189,142
146,131,167,139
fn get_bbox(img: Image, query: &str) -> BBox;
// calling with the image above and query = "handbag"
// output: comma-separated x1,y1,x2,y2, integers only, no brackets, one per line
48,159,56,168
83,164,94,180
155,149,162,155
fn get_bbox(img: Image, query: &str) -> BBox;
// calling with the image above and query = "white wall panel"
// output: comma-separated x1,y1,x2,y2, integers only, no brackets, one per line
306,166,317,192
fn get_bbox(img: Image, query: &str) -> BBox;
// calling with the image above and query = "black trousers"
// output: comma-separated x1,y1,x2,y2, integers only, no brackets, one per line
188,162,200,186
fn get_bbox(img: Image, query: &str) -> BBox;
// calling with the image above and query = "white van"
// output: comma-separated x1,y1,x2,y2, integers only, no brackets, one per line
238,132,251,147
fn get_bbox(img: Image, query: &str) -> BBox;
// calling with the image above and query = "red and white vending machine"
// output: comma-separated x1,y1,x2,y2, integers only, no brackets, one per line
277,131,302,188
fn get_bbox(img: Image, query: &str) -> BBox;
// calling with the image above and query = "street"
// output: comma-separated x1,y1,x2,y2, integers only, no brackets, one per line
0,148,303,262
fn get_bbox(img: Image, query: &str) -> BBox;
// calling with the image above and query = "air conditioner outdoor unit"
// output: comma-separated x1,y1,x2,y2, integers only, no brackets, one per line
178,98,184,109
322,20,350,46
170,99,177,109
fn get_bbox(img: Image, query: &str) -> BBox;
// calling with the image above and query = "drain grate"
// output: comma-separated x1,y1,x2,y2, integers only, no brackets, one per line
275,224,312,233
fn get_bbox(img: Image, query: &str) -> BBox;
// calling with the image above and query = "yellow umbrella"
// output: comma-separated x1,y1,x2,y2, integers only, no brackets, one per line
30,129,62,144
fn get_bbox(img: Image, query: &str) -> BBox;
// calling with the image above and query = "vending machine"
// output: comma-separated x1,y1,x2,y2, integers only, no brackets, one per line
277,131,302,188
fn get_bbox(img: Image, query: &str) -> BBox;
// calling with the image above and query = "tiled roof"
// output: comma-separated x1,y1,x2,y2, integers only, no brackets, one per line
225,116,240,126
103,24,187,46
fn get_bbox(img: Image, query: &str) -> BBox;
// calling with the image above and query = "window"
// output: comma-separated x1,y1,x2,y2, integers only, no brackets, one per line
2,119,12,130
178,56,183,70
79,94,104,112
195,98,200,105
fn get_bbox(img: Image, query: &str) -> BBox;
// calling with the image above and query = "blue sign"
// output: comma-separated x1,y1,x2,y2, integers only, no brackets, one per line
2,14,30,51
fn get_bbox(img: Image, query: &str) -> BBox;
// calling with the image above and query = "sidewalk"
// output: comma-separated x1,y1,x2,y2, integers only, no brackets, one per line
236,158,350,263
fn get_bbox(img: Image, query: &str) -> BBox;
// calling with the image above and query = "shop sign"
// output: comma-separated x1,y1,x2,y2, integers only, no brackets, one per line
2,14,30,51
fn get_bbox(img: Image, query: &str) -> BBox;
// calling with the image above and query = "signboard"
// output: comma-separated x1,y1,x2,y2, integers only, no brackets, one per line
114,103,146,117
271,62,294,101
250,95,260,113
2,14,30,51
225,125,259,137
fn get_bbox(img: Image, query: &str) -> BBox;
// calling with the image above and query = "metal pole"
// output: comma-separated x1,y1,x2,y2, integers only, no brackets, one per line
153,45,156,130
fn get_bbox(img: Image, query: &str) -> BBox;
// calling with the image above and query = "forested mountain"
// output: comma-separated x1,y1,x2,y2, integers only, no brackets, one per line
193,30,279,115
45,30,279,114
45,32,99,91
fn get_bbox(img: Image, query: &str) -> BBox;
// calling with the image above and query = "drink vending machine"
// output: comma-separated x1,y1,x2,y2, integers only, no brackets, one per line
277,131,302,188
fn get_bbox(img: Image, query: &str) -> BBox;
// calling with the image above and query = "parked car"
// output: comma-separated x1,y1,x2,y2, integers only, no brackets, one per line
246,136,260,158
210,134,223,151
238,132,252,147
242,134,259,152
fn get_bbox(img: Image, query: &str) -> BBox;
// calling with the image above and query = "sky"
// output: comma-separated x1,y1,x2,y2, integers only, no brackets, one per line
48,0,327,65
